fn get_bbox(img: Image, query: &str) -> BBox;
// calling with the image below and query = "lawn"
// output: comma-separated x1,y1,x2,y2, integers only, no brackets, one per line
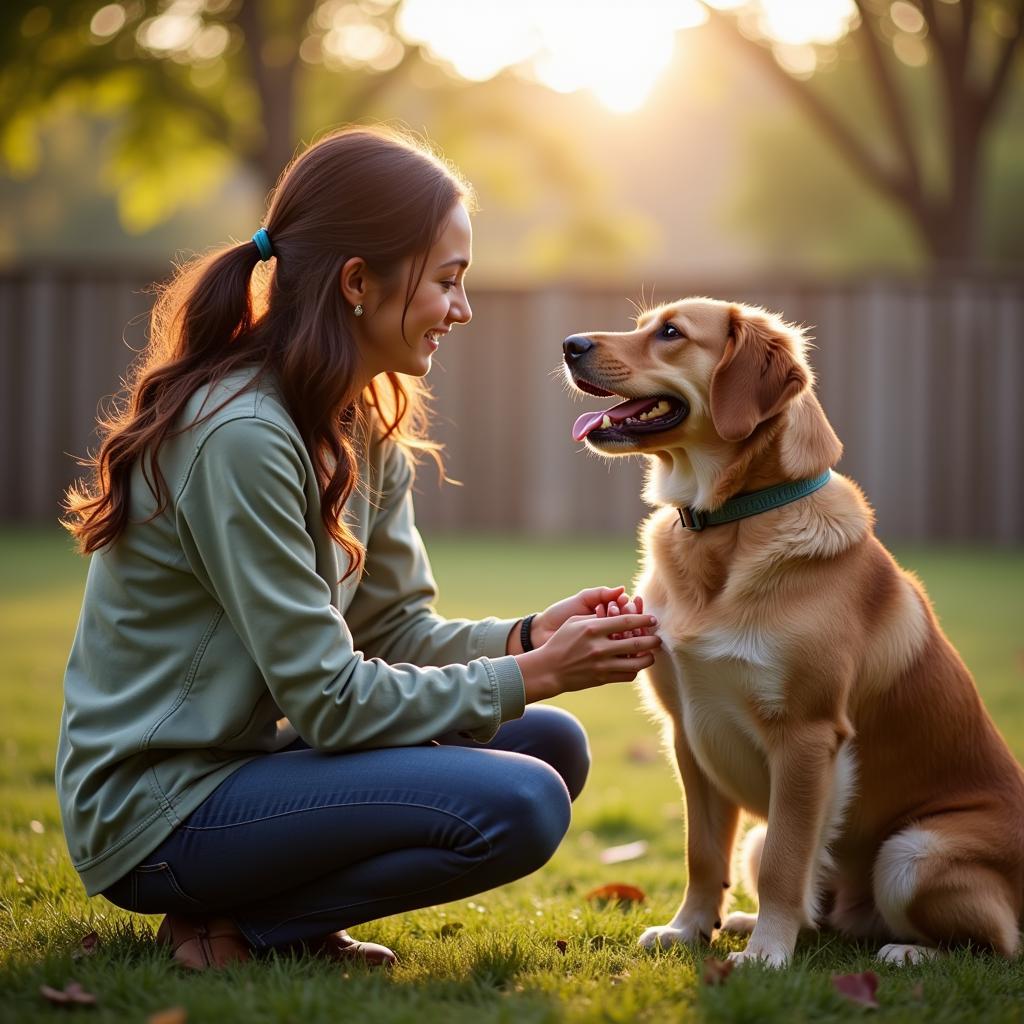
1,529,1023,1023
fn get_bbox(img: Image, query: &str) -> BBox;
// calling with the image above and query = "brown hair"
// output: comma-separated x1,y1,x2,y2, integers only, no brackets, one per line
62,126,472,579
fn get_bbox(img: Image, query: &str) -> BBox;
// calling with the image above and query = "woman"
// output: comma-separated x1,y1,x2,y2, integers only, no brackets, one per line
58,126,660,971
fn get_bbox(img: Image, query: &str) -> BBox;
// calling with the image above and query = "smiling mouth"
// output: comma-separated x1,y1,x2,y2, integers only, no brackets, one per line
571,390,690,443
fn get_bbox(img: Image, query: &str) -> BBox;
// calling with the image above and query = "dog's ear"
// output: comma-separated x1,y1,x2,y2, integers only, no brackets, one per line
710,307,809,442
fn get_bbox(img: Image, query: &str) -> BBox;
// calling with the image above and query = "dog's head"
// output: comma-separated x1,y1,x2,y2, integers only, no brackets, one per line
563,297,841,504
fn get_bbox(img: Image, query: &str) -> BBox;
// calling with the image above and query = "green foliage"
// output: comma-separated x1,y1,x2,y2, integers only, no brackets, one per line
2,530,1024,1020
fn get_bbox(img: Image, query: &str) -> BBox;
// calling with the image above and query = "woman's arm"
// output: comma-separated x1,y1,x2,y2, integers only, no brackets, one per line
343,441,521,666
175,416,524,749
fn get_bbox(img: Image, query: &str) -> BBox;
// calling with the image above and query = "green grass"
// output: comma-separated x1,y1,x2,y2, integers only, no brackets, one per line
1,529,1023,1022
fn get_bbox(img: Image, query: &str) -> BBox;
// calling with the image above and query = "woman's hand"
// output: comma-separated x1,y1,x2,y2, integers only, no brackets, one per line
515,586,630,651
515,612,661,703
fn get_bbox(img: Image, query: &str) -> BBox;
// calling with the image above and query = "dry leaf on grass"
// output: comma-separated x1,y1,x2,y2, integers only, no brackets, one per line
147,1007,188,1024
39,981,98,1007
701,958,735,986
73,932,99,960
585,883,646,904
555,939,568,955
626,741,658,763
599,840,649,865
832,970,880,1009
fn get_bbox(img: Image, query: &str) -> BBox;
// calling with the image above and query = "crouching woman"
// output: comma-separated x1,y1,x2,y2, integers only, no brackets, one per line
57,126,659,970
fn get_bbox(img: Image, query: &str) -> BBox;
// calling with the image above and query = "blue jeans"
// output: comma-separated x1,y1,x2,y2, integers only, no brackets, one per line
101,705,590,949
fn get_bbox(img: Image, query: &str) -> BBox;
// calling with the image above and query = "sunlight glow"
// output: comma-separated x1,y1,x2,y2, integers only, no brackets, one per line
398,0,707,113
398,0,859,112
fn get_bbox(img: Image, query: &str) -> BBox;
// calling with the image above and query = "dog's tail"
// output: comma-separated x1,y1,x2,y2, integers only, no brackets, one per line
737,823,767,902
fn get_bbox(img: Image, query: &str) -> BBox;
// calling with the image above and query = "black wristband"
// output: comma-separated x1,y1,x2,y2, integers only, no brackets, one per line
519,613,538,653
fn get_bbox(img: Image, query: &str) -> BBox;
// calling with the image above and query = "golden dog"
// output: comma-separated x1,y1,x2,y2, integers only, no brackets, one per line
563,297,1024,967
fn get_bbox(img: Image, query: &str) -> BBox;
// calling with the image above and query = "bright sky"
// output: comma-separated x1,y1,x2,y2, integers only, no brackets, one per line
397,0,859,112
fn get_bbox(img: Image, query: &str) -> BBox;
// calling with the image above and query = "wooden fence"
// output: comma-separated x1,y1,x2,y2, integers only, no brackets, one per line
1,267,1021,542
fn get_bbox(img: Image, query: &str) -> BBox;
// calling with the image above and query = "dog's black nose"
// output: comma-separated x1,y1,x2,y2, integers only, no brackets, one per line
563,335,594,362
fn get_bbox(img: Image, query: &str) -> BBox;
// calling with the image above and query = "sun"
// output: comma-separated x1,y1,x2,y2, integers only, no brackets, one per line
397,0,858,113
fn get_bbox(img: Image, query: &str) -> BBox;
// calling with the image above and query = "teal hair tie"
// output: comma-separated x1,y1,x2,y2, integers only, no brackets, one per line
252,227,273,261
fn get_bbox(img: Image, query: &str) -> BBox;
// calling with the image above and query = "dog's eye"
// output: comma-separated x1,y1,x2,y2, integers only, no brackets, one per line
659,322,684,340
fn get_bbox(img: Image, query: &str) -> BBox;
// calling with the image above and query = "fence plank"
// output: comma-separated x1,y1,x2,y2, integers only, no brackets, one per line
2,269,1021,542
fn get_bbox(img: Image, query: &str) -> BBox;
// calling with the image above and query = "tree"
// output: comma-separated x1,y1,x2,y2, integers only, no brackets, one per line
704,0,1023,266
1,0,639,274
1,0,425,225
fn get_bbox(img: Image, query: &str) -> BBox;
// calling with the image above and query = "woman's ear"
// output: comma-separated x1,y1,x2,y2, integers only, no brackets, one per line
339,256,370,309
710,307,809,442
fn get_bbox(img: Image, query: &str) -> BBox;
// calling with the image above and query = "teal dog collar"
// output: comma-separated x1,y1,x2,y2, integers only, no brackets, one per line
677,470,832,532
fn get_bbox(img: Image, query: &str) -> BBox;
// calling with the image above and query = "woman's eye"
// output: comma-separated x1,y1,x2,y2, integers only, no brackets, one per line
440,279,457,291
659,322,683,340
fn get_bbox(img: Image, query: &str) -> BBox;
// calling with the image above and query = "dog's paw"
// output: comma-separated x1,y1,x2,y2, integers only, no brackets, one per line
876,943,939,966
637,922,711,950
727,943,790,968
720,911,758,935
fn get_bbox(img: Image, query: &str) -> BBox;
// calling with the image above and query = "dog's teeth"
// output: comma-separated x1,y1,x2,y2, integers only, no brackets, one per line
601,415,612,429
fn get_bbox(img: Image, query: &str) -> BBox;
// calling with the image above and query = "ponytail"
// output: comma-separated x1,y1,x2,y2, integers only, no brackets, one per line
64,240,266,554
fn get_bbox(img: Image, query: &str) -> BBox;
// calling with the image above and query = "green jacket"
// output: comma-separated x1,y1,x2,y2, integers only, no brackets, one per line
57,369,526,896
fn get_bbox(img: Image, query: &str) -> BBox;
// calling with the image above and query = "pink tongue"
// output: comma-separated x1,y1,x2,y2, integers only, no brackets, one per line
572,397,660,442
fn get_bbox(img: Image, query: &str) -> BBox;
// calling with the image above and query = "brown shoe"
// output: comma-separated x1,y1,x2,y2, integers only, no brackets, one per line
304,930,397,967
156,914,252,970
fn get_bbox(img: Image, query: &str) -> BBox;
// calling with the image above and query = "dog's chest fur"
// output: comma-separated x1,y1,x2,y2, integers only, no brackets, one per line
639,520,783,817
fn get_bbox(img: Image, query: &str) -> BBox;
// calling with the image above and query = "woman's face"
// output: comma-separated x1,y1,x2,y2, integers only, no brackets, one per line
354,203,473,380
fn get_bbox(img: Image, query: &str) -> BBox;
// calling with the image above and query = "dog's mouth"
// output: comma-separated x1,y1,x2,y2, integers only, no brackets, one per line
571,391,690,443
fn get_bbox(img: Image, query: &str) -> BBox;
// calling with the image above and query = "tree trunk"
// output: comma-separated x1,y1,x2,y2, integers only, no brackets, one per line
236,0,309,193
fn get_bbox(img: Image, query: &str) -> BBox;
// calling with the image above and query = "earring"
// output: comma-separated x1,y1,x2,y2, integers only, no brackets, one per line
353,304,364,317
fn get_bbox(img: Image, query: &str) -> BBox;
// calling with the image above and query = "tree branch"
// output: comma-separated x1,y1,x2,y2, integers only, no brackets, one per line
959,0,976,68
980,10,1024,122
852,0,922,196
703,6,921,214
916,0,962,98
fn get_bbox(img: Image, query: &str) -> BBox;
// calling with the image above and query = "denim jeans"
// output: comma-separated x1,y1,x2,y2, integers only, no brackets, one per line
101,705,590,948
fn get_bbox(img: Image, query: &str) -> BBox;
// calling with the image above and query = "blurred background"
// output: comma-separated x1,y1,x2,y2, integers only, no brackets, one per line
0,0,1022,540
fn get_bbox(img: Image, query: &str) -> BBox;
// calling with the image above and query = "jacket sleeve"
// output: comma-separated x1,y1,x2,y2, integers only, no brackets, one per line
344,441,522,669
174,415,525,749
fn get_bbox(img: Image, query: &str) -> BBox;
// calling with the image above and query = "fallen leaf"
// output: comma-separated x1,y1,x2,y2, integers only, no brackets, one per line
437,922,464,939
73,932,99,960
599,840,649,865
832,970,880,1009
147,1007,188,1024
626,741,658,764
585,883,646,905
40,981,98,1007
555,939,568,955
702,958,735,986
588,935,607,951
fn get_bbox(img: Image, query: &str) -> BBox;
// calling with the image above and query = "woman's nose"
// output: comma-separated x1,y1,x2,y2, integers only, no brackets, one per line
451,292,472,325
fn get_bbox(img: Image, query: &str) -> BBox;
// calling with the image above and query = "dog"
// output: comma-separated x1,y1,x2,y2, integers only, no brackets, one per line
563,297,1024,967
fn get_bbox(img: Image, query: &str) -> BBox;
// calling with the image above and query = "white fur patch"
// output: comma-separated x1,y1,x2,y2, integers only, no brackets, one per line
690,626,786,713
673,631,780,815
877,943,939,966
804,741,858,925
873,827,942,941
643,444,732,512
